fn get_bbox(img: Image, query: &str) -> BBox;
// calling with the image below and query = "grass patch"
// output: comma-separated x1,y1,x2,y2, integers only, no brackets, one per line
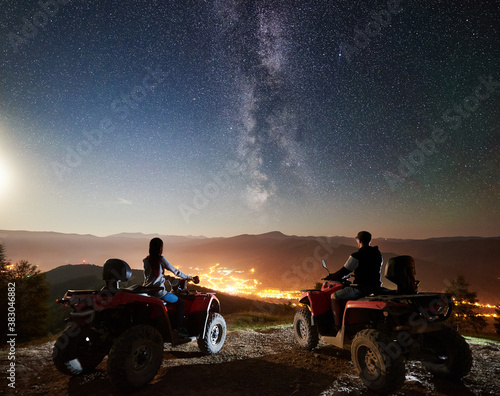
464,333,500,344
225,311,294,332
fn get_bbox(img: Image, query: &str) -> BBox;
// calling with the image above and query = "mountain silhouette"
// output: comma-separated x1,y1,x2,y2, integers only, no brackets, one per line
1,230,499,302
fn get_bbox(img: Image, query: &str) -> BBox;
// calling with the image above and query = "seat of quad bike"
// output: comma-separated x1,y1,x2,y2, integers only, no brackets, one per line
122,284,163,295
178,292,196,300
368,286,399,296
101,258,132,294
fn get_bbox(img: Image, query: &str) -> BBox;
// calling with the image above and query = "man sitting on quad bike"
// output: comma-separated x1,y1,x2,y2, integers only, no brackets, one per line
294,242,472,394
325,231,383,331
143,237,194,337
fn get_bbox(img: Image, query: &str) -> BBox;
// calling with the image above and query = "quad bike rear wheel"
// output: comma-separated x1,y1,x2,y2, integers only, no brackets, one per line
421,324,472,379
198,312,226,354
107,324,164,391
293,308,319,350
52,322,107,375
351,329,406,394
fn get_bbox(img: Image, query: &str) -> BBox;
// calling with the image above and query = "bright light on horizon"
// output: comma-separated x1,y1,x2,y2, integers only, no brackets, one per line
0,156,12,196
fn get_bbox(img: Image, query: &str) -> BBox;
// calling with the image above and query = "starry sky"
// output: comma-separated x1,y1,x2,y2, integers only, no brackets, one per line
1,0,499,239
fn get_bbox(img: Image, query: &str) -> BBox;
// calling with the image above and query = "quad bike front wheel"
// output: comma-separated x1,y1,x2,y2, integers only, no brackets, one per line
52,322,107,376
107,324,164,391
421,324,472,379
351,329,406,394
198,312,227,354
293,308,319,350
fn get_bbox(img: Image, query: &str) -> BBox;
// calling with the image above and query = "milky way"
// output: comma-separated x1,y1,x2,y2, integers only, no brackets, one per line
0,1,499,238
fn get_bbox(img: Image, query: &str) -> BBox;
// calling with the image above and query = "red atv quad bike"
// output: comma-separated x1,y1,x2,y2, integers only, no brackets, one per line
293,257,472,394
53,258,226,391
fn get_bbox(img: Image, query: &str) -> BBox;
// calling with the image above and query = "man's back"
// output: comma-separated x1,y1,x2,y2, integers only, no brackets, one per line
351,245,382,292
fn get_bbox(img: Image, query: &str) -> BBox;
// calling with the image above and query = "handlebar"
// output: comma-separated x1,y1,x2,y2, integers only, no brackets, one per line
321,277,353,288
321,274,354,282
165,275,200,293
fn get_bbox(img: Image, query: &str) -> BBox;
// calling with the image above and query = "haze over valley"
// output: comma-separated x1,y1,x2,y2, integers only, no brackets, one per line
1,229,499,303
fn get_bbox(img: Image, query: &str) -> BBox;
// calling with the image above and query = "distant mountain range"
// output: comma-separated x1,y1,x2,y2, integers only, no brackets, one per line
1,230,499,303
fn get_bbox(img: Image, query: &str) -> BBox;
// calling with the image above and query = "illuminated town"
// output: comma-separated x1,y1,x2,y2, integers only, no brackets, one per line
193,263,302,301
454,300,499,318
190,264,498,315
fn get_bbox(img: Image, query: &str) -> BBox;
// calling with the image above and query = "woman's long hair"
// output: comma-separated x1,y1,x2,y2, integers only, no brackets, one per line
148,237,163,278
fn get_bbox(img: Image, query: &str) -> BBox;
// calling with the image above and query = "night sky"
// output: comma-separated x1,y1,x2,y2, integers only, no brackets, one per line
1,0,499,238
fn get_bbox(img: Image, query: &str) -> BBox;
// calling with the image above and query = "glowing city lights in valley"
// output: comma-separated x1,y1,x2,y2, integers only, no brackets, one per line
256,289,302,300
194,263,301,300
187,264,499,305
453,300,499,317
456,301,498,309
197,263,259,296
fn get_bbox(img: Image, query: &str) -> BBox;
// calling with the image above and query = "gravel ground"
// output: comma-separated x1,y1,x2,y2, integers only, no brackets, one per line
2,327,499,396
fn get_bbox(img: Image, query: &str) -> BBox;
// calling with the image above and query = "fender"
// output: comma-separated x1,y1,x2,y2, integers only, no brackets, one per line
187,294,221,339
299,281,343,318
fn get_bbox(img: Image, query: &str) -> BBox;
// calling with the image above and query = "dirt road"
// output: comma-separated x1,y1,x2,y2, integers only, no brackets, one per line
2,327,499,395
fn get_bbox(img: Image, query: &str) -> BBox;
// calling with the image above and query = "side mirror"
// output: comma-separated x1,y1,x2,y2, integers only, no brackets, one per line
322,259,328,271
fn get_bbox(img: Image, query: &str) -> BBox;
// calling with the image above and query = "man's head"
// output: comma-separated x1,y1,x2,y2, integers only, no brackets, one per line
356,231,372,246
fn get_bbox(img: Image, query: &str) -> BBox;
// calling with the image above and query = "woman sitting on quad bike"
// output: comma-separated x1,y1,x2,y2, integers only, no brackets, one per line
143,237,195,335
325,231,383,331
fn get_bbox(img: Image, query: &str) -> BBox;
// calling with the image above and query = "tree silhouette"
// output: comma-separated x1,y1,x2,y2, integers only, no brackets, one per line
0,243,8,273
0,243,11,344
494,306,500,336
1,258,50,342
445,274,487,333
